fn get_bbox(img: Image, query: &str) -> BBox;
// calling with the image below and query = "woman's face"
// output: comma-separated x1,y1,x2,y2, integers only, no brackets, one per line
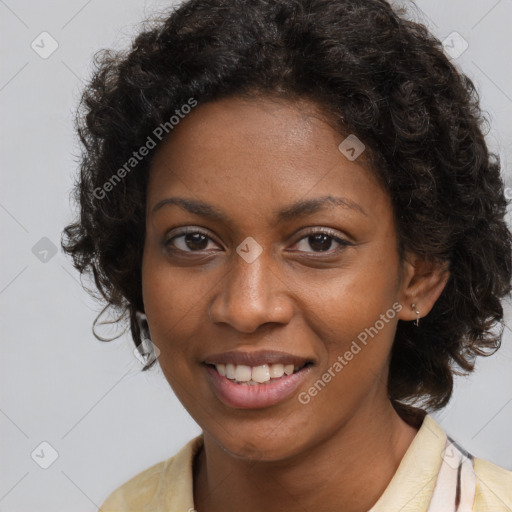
142,96,411,461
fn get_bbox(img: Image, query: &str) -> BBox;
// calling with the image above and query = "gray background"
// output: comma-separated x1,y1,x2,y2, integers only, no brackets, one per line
1,1,511,510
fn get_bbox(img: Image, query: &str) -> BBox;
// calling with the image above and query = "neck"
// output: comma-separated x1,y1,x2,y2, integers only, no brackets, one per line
193,399,421,512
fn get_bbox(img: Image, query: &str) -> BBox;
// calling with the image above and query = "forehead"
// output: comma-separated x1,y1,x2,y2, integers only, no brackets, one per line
147,96,390,224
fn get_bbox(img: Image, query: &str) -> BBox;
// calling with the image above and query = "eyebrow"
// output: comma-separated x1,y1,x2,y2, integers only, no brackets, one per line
151,195,367,223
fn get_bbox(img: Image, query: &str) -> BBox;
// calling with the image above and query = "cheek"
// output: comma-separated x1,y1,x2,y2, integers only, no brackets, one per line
300,286,400,421
320,255,398,328
310,244,401,371
141,248,207,358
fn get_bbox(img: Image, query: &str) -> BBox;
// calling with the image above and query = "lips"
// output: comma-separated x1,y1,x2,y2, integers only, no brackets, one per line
203,350,314,409
204,349,312,368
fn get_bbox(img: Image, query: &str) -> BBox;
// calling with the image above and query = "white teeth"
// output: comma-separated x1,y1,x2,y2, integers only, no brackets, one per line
269,363,284,378
234,365,252,382
284,364,294,376
214,362,304,383
252,364,270,383
226,363,236,379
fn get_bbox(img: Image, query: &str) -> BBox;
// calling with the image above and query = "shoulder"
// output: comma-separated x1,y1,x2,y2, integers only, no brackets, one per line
473,456,512,510
98,435,203,512
389,410,512,511
418,412,512,508
99,458,171,512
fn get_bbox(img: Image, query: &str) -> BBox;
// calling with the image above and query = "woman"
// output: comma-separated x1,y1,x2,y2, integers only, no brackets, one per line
62,0,512,510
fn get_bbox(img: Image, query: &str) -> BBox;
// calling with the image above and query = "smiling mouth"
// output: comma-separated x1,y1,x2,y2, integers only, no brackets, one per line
206,362,312,385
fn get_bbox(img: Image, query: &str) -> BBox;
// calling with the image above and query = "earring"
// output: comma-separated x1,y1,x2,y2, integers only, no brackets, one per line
135,311,152,339
411,303,420,327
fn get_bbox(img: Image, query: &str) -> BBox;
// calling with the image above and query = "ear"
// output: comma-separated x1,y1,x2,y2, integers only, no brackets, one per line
397,252,450,323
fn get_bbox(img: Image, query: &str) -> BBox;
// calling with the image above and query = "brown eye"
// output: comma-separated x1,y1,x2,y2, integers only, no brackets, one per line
165,229,220,252
305,233,335,252
293,229,353,254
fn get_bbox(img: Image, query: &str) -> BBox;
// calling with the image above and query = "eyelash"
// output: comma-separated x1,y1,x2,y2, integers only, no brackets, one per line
163,227,353,255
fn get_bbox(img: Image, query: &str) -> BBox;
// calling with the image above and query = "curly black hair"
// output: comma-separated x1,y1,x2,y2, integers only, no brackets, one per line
62,0,512,411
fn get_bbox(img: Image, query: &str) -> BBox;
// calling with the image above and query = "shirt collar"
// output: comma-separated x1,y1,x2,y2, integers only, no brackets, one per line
150,413,447,512
370,414,447,511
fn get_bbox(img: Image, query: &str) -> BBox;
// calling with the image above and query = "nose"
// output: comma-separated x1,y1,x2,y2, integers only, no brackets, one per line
207,250,294,333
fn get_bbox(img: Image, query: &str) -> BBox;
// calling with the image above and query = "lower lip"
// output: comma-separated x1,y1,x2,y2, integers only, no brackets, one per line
204,364,312,409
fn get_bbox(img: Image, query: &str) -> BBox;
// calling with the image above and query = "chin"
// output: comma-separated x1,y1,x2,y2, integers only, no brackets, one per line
210,427,308,463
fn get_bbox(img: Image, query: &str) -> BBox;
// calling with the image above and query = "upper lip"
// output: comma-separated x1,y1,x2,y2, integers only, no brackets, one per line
203,350,313,368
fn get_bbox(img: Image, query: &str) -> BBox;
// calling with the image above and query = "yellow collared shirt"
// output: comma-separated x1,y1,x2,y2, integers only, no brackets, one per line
99,415,512,511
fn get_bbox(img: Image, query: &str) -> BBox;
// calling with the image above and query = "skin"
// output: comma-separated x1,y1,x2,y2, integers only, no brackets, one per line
141,96,449,512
